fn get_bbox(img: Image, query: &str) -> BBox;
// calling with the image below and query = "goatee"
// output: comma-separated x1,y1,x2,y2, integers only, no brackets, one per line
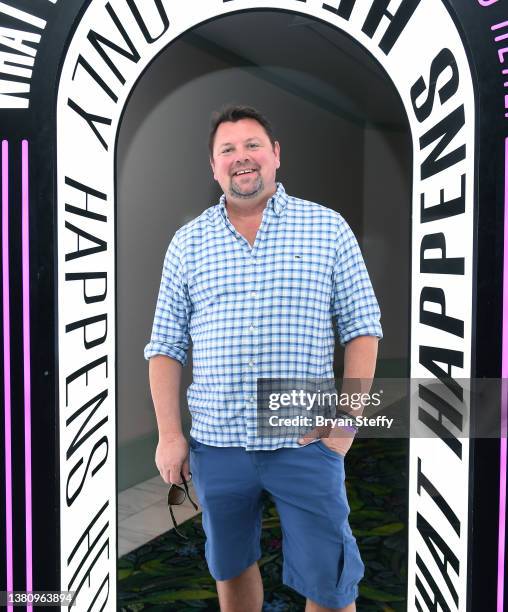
229,176,264,199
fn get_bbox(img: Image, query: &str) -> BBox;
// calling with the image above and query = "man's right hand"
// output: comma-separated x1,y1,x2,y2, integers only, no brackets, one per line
155,434,191,485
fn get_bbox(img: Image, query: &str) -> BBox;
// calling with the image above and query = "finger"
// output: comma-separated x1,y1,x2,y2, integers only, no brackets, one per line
160,469,171,485
181,458,191,482
155,459,168,484
155,455,170,484
170,465,184,485
297,427,320,444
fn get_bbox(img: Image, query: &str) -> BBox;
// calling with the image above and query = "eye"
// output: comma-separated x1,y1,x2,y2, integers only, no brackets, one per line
248,143,259,148
221,147,233,154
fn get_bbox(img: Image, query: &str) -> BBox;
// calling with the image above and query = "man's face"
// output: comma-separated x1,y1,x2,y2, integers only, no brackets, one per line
210,118,281,204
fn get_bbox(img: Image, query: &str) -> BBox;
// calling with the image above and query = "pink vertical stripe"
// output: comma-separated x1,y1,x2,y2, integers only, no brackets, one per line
22,140,32,610
499,138,508,612
2,140,12,609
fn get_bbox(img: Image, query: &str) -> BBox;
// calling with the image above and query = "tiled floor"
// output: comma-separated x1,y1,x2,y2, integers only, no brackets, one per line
117,475,201,557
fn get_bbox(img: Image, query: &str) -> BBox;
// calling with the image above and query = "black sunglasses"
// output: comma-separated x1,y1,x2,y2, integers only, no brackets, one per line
167,472,198,539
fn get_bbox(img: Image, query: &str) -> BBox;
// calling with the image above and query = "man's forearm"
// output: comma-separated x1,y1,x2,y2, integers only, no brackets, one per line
343,335,378,379
149,355,184,440
341,335,379,416
321,335,379,449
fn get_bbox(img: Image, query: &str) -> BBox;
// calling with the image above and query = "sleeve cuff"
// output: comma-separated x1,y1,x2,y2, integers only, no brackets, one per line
143,341,188,366
339,323,383,347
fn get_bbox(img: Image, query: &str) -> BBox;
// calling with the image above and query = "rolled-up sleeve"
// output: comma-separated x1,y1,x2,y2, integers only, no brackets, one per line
331,218,383,346
144,234,191,365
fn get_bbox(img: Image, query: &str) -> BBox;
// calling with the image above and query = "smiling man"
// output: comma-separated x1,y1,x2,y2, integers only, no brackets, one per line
144,105,382,612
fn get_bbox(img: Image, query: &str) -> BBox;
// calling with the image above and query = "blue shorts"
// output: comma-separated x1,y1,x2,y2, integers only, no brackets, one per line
189,438,364,609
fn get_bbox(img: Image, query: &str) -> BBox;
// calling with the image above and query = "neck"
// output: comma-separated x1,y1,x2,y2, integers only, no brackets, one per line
225,198,266,220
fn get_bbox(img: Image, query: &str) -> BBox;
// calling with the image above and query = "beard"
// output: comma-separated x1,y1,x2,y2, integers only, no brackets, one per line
229,173,264,199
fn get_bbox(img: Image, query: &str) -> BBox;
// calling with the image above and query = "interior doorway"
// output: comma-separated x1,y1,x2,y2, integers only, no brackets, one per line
116,9,411,608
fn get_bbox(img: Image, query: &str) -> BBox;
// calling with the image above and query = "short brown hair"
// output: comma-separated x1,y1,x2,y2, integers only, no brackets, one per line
208,104,276,156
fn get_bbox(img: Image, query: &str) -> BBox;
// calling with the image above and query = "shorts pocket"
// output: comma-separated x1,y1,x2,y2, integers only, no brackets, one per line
189,436,202,451
337,536,365,591
316,439,345,460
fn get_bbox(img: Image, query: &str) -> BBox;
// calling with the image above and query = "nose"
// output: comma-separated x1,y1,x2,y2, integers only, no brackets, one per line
234,146,253,164
234,156,249,167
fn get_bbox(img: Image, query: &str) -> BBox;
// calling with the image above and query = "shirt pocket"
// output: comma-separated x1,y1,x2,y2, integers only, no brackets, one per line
271,254,333,307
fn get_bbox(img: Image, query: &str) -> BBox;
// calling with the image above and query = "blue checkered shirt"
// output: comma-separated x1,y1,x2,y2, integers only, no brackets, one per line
144,183,382,450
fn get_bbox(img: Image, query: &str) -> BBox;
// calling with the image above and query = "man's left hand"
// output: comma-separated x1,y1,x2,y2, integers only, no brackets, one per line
297,425,355,457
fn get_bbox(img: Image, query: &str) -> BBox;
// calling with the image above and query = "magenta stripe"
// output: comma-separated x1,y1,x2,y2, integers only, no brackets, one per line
22,140,32,609
499,138,508,612
2,140,13,609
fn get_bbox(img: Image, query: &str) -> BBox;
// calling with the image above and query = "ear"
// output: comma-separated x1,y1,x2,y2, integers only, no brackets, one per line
274,141,281,169
210,156,218,181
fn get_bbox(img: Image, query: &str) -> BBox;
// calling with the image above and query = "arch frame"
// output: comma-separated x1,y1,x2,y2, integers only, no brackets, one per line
57,0,476,608
0,0,506,610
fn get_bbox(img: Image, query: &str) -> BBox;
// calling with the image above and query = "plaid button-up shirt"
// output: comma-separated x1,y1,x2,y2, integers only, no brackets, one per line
144,183,382,450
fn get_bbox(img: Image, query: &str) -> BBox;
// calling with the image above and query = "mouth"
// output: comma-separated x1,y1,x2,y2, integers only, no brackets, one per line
232,168,257,177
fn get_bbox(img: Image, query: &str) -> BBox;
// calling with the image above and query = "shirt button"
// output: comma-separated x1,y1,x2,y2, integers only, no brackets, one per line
248,360,255,367
250,396,255,403
250,291,257,297
249,324,255,331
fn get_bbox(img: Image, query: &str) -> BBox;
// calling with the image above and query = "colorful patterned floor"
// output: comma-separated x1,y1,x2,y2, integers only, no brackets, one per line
118,439,407,611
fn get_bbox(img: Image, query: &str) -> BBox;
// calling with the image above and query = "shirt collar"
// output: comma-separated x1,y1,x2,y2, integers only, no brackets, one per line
218,182,288,219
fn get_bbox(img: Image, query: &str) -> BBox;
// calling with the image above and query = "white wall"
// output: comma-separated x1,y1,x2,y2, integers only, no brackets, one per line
362,127,411,361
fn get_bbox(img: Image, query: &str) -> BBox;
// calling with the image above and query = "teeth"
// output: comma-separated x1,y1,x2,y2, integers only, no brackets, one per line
235,169,254,175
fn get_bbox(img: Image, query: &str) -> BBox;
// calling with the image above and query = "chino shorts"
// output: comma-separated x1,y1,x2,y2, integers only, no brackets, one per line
189,437,364,609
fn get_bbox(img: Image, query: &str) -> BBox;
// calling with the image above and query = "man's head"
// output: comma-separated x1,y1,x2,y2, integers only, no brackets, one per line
209,105,281,207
